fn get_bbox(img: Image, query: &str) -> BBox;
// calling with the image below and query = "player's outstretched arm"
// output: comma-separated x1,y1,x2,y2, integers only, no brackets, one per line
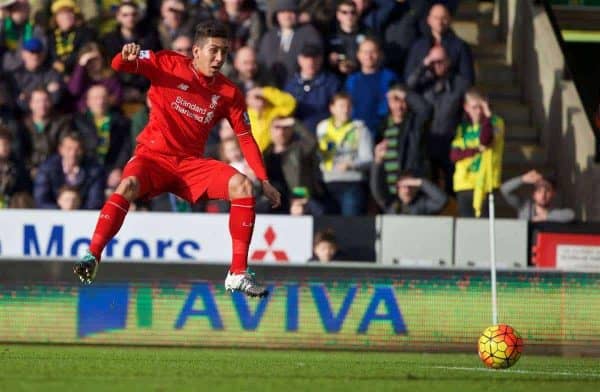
111,43,159,79
121,43,141,62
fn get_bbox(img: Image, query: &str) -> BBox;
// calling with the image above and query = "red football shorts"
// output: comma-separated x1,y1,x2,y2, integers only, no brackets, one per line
122,144,238,202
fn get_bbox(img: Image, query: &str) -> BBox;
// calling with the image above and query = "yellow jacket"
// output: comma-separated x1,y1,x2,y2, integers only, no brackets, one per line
248,87,296,151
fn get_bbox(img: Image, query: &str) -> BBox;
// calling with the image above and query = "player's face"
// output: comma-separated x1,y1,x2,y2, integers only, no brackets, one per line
193,37,230,77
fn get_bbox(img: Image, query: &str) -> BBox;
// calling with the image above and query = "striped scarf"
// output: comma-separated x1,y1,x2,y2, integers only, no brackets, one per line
92,113,111,163
318,119,357,171
54,29,76,59
2,18,33,51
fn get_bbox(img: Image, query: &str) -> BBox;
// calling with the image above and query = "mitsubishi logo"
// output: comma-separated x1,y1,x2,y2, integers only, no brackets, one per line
250,226,289,262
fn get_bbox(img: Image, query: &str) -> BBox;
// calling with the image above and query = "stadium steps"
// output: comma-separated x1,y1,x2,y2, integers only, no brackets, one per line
453,0,551,217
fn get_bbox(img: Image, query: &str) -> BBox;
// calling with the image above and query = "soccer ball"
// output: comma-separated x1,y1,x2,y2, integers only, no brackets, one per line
478,324,523,369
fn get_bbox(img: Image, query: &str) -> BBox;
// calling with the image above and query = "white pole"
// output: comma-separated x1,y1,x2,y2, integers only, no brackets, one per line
488,191,498,325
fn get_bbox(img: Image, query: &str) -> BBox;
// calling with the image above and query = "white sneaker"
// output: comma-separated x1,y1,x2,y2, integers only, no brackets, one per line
224,270,269,298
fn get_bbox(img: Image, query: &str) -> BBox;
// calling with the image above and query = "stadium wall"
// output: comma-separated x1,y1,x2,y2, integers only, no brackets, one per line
1,261,599,355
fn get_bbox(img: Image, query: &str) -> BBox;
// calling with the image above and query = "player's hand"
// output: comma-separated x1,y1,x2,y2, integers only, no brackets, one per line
121,43,141,62
262,181,281,209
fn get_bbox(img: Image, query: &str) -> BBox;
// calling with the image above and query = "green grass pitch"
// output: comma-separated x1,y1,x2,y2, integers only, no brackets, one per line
1,345,599,392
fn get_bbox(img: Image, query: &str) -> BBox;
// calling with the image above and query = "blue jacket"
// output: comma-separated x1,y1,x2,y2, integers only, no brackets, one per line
34,154,105,209
284,71,341,133
345,68,398,136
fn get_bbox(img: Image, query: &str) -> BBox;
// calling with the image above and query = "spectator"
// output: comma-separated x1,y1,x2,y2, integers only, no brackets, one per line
10,37,63,111
317,93,373,216
46,0,95,75
345,37,398,137
450,89,504,217
170,33,192,57
215,0,263,51
56,183,81,210
370,85,431,210
261,116,325,215
284,43,340,133
228,46,273,93
72,84,131,191
0,76,19,149
378,172,447,215
500,170,575,223
0,0,45,70
219,136,257,184
258,0,322,87
407,45,469,193
310,228,341,263
157,0,194,50
33,131,105,209
67,42,123,112
404,3,474,85
353,0,397,37
102,1,161,102
246,85,296,151
21,87,71,178
327,0,371,77
296,0,337,34
7,190,33,208
0,125,31,208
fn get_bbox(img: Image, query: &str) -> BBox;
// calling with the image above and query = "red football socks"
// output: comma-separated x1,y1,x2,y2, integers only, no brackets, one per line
229,197,256,274
89,193,130,261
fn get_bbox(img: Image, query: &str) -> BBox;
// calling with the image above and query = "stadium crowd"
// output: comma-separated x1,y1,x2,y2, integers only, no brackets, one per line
0,0,574,222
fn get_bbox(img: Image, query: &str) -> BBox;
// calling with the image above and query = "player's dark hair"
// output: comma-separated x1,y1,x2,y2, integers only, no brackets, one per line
194,20,230,46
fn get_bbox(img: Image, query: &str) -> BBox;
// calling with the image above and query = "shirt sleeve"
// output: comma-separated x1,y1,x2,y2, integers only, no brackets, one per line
111,49,162,81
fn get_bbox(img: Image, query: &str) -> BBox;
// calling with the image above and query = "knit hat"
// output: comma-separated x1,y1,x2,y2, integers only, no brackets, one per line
22,37,44,53
51,0,79,14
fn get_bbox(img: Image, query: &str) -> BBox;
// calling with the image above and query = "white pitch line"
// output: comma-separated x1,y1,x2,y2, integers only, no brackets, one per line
429,366,600,379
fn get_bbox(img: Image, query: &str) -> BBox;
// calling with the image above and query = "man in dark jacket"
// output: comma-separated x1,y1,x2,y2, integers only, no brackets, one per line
33,131,105,209
284,44,340,133
404,3,474,85
0,125,31,208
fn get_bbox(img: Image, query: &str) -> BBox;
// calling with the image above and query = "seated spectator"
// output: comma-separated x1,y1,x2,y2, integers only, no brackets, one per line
261,116,325,215
451,89,504,217
228,46,273,93
33,131,105,209
404,3,474,85
9,37,63,111
0,125,32,208
157,0,194,50
317,93,373,216
21,87,71,178
170,33,192,57
7,190,34,208
500,170,575,223
258,0,322,87
310,228,341,263
0,0,45,71
379,173,447,215
220,136,257,184
370,85,431,210
327,0,372,77
345,37,398,138
67,42,123,112
407,45,469,193
246,85,296,151
215,0,263,51
296,0,337,34
284,44,341,134
101,1,161,102
56,183,81,210
46,0,95,75
72,84,131,192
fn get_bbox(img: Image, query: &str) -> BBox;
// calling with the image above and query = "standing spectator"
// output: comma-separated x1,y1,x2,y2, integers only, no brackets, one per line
500,170,575,222
170,33,192,57
407,45,469,193
0,0,45,69
377,172,447,215
327,0,371,77
258,0,322,87
345,37,398,137
72,84,131,191
10,37,63,111
215,0,263,51
317,93,372,216
370,85,430,210
21,87,71,178
56,184,81,210
262,116,325,214
67,42,123,112
228,46,273,93
0,125,31,208
33,131,105,209
246,85,296,151
404,3,474,85
157,0,194,50
46,0,95,75
353,0,397,37
450,89,504,217
284,44,340,133
297,0,337,34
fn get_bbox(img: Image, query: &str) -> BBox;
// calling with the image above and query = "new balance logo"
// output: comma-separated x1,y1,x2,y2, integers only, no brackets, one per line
177,83,190,91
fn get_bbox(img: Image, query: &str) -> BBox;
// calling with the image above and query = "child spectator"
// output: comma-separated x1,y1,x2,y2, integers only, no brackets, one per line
310,228,340,263
317,93,373,216
56,184,81,210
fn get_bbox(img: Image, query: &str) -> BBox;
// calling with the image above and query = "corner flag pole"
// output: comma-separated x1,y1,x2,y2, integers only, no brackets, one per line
487,148,498,325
